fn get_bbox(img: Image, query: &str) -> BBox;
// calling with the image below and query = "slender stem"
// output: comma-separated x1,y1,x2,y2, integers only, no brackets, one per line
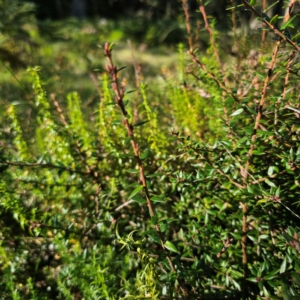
242,0,300,52
261,0,267,49
4,161,89,175
182,0,193,50
198,3,233,139
103,43,189,296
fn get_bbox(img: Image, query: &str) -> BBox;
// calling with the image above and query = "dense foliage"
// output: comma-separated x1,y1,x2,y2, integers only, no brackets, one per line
1,0,300,299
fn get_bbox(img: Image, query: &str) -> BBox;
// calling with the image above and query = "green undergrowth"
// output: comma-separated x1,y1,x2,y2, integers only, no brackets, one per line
1,0,300,299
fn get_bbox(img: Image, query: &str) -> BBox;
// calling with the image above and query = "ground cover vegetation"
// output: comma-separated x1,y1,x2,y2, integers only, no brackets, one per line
1,0,300,299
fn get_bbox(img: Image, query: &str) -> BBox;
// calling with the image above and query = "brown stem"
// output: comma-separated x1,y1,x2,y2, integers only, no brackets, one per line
103,43,189,296
239,2,292,295
261,0,267,49
240,40,280,299
188,51,239,103
198,4,232,139
230,0,237,38
242,0,300,52
199,4,224,75
182,0,193,50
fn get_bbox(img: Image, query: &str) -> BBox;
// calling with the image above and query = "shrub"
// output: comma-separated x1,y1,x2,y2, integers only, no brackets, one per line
1,0,300,299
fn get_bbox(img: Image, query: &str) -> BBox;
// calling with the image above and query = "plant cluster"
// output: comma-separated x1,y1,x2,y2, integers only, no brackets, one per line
1,0,300,299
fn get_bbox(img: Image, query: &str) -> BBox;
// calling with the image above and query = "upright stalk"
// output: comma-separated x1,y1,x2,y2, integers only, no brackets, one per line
103,43,189,297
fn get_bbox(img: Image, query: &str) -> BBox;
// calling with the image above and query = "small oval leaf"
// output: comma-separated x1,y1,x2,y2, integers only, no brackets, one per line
265,179,276,188
230,108,244,116
151,215,158,225
280,257,287,274
129,185,143,199
140,149,150,160
164,241,179,253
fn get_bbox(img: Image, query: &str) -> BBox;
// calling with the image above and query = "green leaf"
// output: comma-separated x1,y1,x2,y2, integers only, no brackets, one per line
247,277,258,283
292,32,300,41
140,148,150,160
125,89,136,94
256,198,268,204
280,15,298,31
129,185,143,199
131,195,147,204
265,179,276,187
267,166,274,176
230,108,244,116
146,172,164,178
115,223,121,239
248,235,258,242
275,186,281,197
151,195,165,203
247,185,254,194
108,42,115,51
117,66,127,72
164,241,179,253
292,272,300,286
124,136,132,145
282,232,294,243
232,279,241,290
147,233,160,244
204,212,209,224
280,257,287,274
126,169,139,174
269,14,278,25
133,120,150,127
230,232,242,239
260,12,270,22
151,215,158,225
290,184,299,190
159,221,168,232
112,120,122,125
259,234,269,240
264,269,279,281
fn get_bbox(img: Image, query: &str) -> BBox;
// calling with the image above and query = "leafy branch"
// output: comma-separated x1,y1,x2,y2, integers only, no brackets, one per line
103,43,189,297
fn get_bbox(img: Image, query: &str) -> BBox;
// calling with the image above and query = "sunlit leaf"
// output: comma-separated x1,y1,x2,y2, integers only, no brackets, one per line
230,108,244,116
280,257,287,274
265,179,276,187
164,241,179,253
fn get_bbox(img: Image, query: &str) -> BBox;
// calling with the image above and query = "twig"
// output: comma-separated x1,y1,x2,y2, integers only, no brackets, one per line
198,3,233,139
188,51,239,103
182,0,193,50
242,0,300,52
115,199,134,211
104,43,189,297
239,2,290,294
4,161,89,175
